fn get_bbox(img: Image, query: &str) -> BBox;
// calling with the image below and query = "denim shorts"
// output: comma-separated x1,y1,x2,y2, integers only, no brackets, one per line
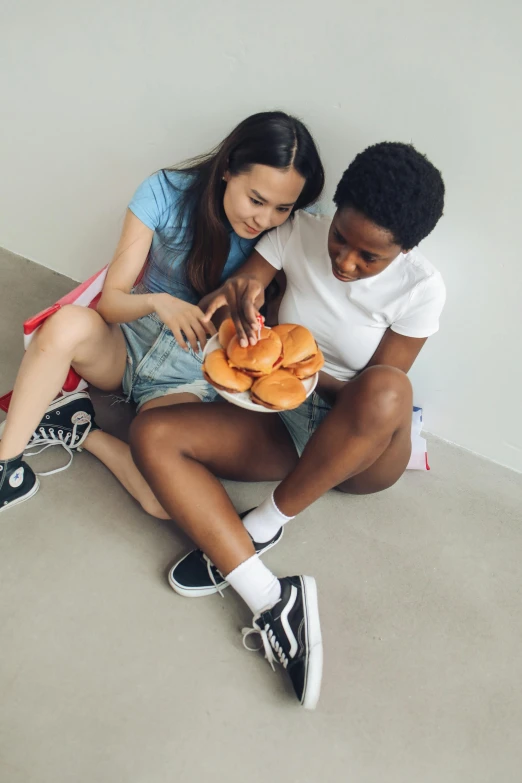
120,311,218,411
278,392,331,456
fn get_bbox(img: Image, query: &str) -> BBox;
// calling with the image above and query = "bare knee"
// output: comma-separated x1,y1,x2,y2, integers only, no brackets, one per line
338,365,412,428
353,365,411,413
35,305,103,355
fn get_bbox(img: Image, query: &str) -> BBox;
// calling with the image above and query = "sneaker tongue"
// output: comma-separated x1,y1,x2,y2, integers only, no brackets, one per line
259,605,279,625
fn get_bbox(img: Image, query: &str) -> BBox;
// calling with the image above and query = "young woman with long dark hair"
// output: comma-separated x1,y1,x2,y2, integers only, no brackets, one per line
0,112,324,516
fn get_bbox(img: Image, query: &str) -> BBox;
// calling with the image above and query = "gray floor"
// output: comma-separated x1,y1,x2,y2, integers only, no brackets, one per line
0,247,521,783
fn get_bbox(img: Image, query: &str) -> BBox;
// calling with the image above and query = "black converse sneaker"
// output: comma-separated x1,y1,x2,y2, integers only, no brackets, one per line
168,509,283,598
14,391,100,474
242,575,323,710
0,454,39,513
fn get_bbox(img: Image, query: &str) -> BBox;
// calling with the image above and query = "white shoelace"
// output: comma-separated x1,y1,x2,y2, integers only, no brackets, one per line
242,621,289,671
23,421,93,477
204,554,226,598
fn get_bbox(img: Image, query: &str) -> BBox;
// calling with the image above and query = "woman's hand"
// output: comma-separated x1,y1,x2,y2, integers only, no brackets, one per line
153,293,216,352
203,276,265,347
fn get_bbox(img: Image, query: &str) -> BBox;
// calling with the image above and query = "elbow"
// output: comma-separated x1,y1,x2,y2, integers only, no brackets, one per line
95,296,108,321
96,285,124,322
96,294,115,323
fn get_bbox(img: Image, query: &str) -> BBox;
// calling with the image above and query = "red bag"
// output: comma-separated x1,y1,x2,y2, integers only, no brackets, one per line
0,265,109,413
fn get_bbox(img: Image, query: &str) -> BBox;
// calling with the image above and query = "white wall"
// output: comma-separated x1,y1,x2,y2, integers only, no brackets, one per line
1,0,521,471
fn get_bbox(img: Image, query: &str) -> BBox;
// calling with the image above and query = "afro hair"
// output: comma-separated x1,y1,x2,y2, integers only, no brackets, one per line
334,142,445,249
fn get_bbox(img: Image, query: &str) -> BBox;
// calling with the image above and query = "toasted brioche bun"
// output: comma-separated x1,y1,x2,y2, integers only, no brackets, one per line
227,327,283,378
272,324,318,367
218,318,237,350
270,323,295,339
287,347,325,379
202,349,253,393
250,370,307,410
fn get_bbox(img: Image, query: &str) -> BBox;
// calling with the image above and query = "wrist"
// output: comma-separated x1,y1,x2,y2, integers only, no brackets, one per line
148,292,165,314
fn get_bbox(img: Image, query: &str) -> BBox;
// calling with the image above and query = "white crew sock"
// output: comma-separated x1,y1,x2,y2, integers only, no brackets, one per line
242,491,295,544
226,554,281,615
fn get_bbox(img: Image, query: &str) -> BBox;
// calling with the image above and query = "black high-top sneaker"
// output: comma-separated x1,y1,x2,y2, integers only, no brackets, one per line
0,391,100,458
242,575,323,710
167,509,283,598
0,453,39,513
4,392,101,474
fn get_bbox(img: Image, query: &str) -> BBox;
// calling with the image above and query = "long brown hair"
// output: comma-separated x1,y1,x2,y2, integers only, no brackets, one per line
163,111,324,296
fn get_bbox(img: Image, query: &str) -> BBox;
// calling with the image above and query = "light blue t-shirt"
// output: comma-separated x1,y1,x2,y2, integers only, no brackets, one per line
128,170,257,303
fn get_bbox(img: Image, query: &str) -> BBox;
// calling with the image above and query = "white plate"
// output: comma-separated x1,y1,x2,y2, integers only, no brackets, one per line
202,333,318,413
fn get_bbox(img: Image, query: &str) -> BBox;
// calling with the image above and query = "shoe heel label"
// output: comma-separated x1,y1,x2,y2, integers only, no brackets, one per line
9,467,24,488
72,411,91,426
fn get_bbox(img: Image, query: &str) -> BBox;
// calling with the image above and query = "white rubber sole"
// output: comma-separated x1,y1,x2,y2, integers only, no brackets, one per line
168,528,284,598
168,568,230,598
300,575,323,711
0,476,40,513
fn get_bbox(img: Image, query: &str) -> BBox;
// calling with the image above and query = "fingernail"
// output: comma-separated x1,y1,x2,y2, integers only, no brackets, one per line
240,338,248,347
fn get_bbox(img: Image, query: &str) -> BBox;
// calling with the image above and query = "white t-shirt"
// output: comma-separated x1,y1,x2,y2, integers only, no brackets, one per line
256,211,446,382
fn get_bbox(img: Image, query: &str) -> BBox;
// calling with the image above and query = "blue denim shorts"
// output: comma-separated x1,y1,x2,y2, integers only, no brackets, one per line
278,392,331,456
120,311,218,411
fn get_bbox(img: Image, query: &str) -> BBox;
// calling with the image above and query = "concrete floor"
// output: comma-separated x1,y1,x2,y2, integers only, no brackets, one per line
0,247,521,783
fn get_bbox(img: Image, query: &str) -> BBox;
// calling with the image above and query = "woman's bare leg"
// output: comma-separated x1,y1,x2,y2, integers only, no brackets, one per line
274,365,413,513
0,305,127,459
129,365,412,571
0,303,198,518
130,403,298,574
82,392,200,519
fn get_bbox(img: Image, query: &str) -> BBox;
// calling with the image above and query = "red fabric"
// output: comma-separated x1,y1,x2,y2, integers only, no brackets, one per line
62,368,83,392
0,391,13,413
89,292,102,310
55,267,108,307
1,264,142,412
23,304,61,336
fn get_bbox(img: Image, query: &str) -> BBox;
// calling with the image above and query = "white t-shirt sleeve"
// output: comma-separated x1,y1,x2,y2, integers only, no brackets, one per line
255,217,295,271
391,272,446,338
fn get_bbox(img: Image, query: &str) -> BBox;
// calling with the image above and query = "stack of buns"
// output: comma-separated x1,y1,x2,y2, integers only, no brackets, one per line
202,319,324,410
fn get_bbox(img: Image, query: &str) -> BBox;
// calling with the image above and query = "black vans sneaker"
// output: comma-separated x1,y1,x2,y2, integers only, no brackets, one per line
242,575,323,710
168,509,283,598
7,392,101,474
0,453,39,513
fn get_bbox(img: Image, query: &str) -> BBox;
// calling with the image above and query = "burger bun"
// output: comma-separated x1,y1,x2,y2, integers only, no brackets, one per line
250,370,307,411
202,348,253,393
